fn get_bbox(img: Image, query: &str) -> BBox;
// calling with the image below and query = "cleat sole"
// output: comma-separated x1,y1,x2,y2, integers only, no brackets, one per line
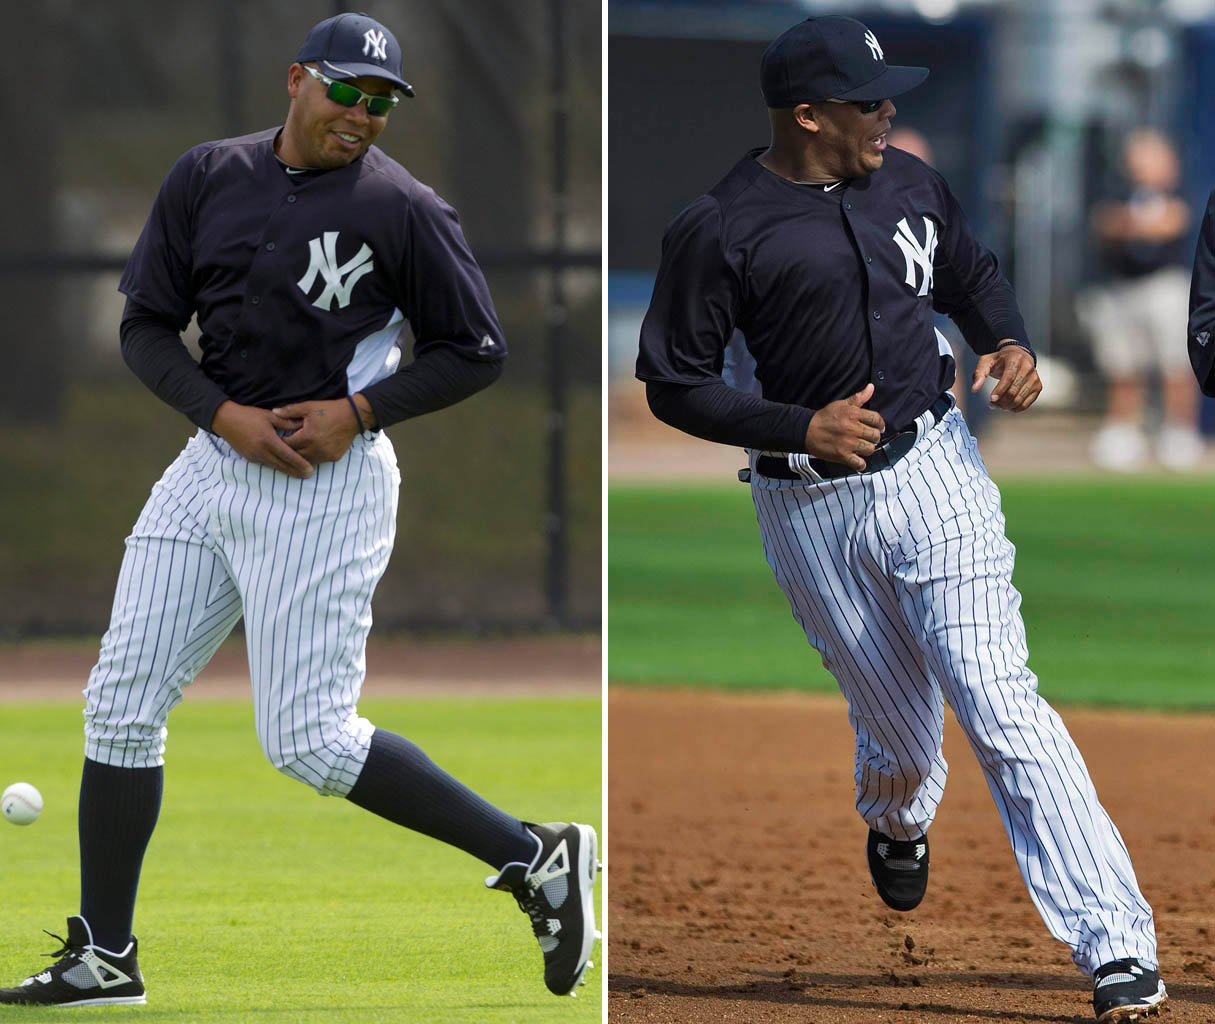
1097,994,1168,1023
2,995,148,1007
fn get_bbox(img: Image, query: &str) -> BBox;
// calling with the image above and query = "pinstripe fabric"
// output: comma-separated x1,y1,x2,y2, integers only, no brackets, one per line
84,428,399,797
750,408,1157,975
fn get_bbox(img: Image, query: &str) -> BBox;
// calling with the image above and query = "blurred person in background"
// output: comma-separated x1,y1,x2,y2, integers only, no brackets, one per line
885,125,932,162
1076,128,1201,471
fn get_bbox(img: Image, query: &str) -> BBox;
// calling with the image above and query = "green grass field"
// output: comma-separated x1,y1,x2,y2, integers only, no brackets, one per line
0,697,601,1022
610,476,1215,710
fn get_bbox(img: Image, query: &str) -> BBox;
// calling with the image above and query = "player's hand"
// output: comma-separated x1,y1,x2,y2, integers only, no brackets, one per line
273,398,364,465
211,401,314,479
804,383,885,471
972,342,1042,412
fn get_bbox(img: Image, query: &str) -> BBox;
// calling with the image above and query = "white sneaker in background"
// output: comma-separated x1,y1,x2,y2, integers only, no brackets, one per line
1156,424,1205,471
1090,421,1148,472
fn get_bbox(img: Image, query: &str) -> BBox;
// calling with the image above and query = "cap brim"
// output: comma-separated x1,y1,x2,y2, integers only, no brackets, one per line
319,59,415,98
834,64,928,102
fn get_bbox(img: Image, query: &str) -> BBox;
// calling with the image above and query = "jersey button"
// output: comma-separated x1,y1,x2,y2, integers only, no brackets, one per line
877,370,886,382
872,310,881,320
265,242,276,252
843,201,852,210
240,349,248,358
865,256,873,264
286,195,297,204
251,296,261,306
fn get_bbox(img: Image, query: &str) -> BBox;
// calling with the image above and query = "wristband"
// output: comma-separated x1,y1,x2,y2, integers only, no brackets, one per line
346,394,372,438
996,339,1036,366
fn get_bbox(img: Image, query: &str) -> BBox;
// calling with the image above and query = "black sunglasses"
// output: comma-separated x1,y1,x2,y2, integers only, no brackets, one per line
302,64,398,117
825,97,885,114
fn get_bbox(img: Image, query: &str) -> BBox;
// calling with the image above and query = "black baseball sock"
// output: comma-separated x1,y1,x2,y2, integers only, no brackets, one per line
78,758,163,953
346,729,537,870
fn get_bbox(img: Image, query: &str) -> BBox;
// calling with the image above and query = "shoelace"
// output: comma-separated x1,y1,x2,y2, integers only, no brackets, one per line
40,931,79,962
511,882,553,941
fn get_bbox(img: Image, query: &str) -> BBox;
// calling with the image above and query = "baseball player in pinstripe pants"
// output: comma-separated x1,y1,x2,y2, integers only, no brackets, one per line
0,13,597,1007
637,18,1165,1023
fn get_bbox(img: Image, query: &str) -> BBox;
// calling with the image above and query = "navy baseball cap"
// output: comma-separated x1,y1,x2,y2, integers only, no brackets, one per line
297,12,415,97
760,17,927,107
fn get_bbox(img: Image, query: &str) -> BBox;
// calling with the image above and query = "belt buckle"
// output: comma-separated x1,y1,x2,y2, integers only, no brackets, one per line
865,442,892,474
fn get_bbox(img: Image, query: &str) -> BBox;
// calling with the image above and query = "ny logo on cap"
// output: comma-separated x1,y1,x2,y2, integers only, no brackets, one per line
893,216,937,297
864,29,884,61
298,232,375,311
363,28,388,61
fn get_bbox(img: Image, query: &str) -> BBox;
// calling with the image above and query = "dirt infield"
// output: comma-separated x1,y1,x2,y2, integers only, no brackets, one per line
0,634,600,700
609,688,1215,1023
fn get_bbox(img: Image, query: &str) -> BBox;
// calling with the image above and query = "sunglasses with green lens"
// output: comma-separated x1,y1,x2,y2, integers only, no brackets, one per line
302,64,399,117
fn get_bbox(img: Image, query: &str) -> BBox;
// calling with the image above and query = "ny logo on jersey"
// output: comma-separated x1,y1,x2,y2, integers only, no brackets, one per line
363,29,388,61
864,30,884,61
298,232,375,311
892,216,937,297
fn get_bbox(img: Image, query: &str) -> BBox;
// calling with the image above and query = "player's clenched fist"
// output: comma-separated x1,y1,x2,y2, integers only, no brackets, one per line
804,382,886,471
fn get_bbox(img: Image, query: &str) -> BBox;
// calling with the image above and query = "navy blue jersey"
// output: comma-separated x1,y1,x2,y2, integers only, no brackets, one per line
1187,188,1215,395
637,147,1027,439
119,128,506,416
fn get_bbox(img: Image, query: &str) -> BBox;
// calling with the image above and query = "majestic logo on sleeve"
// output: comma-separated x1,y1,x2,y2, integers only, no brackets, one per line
864,30,884,61
892,216,937,296
363,29,388,61
298,232,375,311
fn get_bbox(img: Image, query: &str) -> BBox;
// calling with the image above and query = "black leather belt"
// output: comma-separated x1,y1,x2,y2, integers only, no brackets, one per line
751,394,951,483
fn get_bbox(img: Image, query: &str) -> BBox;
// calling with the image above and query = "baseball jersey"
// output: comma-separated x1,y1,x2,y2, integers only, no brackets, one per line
119,127,506,429
1187,188,1215,395
637,146,1028,443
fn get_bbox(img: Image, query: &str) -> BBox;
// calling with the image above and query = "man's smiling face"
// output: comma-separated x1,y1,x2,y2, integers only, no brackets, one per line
279,62,393,169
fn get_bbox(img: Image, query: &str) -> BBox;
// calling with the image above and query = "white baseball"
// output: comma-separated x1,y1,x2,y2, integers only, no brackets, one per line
2,782,43,826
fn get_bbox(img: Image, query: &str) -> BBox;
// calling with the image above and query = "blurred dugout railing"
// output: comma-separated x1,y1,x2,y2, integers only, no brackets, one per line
0,0,600,636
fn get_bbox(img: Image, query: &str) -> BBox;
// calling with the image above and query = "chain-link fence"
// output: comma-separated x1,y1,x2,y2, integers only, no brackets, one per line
0,0,600,635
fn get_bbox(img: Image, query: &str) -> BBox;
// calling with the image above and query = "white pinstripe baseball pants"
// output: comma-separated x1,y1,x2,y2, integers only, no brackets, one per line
750,407,1157,974
84,429,399,797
